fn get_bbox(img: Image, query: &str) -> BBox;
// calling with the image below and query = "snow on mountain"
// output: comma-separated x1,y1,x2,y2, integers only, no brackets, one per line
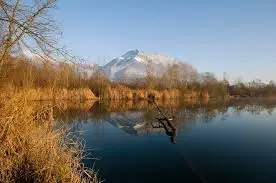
102,49,189,81
106,111,147,135
22,48,197,81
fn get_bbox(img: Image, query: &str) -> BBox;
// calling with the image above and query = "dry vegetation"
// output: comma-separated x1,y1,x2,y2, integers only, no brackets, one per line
12,88,96,101
0,0,101,182
101,85,204,101
0,94,99,183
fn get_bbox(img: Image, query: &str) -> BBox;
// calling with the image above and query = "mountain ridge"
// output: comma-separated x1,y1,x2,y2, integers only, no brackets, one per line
102,49,186,81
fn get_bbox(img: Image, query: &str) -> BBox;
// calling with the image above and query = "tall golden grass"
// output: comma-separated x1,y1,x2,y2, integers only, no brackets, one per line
1,87,97,101
200,91,210,101
101,85,202,101
102,85,133,100
0,93,99,183
0,85,207,102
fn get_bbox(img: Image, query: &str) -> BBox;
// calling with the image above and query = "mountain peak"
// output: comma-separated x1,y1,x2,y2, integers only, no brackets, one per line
121,49,140,59
102,49,186,81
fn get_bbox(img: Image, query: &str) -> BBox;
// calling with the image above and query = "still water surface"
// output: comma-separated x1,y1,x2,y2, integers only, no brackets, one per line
55,99,276,183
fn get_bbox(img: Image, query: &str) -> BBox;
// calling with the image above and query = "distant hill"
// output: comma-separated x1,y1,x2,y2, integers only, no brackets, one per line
102,49,197,81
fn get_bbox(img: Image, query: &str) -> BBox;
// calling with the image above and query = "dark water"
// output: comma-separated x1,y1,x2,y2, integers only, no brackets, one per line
54,99,276,183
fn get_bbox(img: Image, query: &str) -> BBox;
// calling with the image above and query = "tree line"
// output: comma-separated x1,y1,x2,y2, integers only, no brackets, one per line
1,54,276,99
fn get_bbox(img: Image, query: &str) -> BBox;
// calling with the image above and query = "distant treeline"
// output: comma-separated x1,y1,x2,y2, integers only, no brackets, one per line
1,55,276,100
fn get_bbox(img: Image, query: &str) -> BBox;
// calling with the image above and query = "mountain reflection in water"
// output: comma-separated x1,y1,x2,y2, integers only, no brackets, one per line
46,98,276,183
52,98,276,137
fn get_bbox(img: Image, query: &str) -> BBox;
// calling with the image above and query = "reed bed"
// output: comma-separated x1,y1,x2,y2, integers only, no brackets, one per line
0,93,100,183
1,87,98,101
101,85,200,101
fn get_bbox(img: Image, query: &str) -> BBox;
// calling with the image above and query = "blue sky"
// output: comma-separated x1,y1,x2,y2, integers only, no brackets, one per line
54,0,276,82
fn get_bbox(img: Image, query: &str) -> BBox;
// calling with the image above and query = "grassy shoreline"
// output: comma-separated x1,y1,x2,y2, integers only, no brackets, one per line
1,87,98,101
0,93,99,183
1,87,211,102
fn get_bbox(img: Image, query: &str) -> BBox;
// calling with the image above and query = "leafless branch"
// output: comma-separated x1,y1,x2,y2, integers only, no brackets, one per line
0,0,70,72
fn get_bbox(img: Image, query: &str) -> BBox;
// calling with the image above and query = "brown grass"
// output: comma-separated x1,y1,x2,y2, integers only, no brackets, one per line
102,87,184,101
0,85,208,102
200,91,210,101
102,85,133,100
1,87,98,101
0,93,99,183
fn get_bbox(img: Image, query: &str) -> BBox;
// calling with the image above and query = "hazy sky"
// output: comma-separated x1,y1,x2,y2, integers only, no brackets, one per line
55,0,276,82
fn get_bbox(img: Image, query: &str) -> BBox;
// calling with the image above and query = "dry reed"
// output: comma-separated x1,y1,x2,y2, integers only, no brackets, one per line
0,93,99,183
101,86,204,101
1,88,98,101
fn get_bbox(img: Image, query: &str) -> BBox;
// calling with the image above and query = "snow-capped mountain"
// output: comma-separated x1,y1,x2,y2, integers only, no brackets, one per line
22,48,197,82
102,49,184,81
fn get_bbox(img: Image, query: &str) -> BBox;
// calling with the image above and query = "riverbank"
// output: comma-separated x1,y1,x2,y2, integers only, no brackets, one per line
0,86,211,102
100,85,210,101
0,93,99,182
0,87,98,101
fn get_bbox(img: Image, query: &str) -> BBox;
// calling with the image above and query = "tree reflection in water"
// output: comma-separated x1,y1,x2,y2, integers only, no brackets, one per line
152,117,177,144
44,98,276,141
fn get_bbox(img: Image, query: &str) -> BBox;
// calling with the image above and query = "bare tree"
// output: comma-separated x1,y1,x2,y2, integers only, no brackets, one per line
0,0,67,72
145,59,155,89
166,63,179,90
177,62,198,87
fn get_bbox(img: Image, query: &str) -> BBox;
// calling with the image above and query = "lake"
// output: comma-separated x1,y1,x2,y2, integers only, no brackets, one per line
54,99,276,183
